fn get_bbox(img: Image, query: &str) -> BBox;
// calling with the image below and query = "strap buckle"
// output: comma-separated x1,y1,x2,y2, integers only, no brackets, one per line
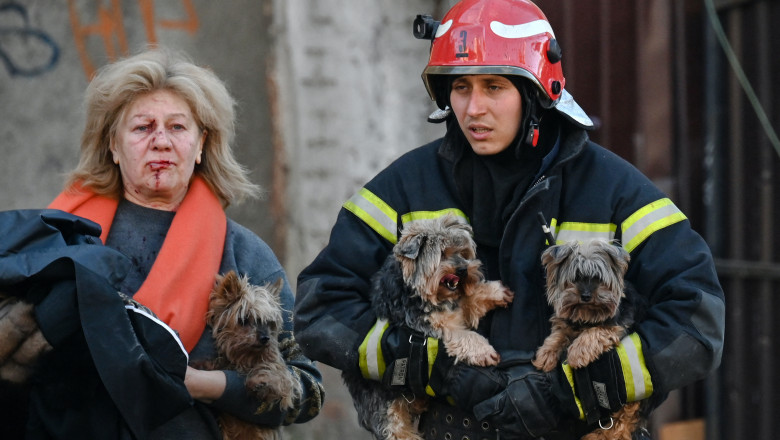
599,417,615,430
409,333,428,346
407,331,429,394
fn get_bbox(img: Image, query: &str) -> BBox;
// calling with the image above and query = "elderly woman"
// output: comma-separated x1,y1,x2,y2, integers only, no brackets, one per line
40,48,324,438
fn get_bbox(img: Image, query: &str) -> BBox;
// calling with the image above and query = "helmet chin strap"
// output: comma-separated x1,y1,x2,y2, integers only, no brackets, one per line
525,116,540,147
515,79,541,152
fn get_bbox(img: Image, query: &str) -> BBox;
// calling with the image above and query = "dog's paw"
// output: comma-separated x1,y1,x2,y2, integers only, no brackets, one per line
447,331,501,366
247,375,284,402
532,348,559,372
486,281,514,307
565,339,603,369
567,328,622,369
498,285,514,307
278,372,303,410
468,345,501,367
249,381,275,399
247,369,301,411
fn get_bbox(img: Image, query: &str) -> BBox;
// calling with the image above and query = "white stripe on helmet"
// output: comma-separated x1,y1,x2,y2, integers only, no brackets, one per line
490,19,555,39
435,19,453,38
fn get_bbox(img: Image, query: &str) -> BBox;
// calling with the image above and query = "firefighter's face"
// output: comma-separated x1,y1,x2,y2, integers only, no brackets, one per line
450,75,522,156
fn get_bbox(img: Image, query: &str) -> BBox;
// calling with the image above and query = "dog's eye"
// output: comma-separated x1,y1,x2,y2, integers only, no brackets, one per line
239,317,254,327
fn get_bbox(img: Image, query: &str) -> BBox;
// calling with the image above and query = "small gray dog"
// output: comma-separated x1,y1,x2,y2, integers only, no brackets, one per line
343,214,513,440
533,239,647,440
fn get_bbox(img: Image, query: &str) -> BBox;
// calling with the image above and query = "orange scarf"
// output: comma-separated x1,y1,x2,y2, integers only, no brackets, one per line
48,176,227,352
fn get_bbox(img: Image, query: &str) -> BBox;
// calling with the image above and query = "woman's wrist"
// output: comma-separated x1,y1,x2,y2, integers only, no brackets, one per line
184,366,227,403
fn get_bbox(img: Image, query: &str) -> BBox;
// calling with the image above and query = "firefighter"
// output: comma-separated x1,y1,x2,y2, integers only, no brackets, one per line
295,0,725,438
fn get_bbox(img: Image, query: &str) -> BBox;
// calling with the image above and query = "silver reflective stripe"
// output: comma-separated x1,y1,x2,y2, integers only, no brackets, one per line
616,333,653,401
401,209,469,230
344,188,398,244
621,198,687,252
620,335,646,400
553,222,616,244
363,318,388,380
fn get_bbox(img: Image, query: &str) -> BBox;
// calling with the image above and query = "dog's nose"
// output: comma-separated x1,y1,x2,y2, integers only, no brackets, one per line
579,277,598,302
257,328,272,345
456,267,468,278
580,284,594,302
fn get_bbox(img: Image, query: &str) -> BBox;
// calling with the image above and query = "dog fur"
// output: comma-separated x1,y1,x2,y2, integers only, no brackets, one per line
0,293,52,384
197,271,302,440
534,239,647,440
343,214,513,440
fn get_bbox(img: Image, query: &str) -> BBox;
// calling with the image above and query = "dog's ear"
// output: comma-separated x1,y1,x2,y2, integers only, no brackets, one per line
266,277,285,299
540,242,577,291
541,242,576,267
397,233,425,260
442,214,473,234
216,271,244,302
605,242,631,274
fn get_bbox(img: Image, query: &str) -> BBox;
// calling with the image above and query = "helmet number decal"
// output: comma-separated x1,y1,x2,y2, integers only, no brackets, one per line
456,31,468,58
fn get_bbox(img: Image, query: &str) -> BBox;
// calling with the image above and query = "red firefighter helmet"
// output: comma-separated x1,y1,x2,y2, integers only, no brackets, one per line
416,0,593,128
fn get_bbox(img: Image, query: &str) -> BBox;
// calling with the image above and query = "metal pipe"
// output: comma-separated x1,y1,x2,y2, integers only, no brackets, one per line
702,2,728,438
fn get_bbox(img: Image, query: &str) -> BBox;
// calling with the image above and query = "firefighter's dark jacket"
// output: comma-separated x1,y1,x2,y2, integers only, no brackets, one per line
295,124,726,404
0,209,190,439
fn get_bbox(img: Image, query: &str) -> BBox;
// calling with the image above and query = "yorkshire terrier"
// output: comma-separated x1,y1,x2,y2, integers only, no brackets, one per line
533,239,647,440
343,214,514,440
196,271,301,440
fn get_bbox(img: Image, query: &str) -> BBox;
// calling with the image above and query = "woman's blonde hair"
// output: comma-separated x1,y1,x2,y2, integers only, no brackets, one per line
66,47,260,206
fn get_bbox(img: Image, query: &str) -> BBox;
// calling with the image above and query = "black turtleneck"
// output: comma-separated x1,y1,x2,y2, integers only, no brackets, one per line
450,113,560,277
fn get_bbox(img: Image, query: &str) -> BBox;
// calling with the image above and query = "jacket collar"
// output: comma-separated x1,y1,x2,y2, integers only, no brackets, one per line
436,117,590,172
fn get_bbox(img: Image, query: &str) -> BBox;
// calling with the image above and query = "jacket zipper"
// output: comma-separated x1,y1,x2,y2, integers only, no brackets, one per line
530,174,546,190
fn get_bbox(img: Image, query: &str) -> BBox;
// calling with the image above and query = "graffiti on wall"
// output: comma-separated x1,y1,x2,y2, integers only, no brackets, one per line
0,2,60,77
0,0,198,78
69,0,199,78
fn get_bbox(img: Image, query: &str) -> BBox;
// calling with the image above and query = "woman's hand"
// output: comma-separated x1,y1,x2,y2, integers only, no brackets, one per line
184,366,226,403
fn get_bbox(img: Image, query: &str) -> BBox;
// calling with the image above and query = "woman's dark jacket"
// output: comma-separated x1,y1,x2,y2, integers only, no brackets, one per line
0,209,324,439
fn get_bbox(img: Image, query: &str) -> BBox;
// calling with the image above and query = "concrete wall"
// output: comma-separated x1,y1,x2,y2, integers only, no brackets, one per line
1,0,454,438
0,0,276,235
276,0,447,279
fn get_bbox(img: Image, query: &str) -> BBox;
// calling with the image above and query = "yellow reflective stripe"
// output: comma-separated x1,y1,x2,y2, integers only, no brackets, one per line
424,337,439,397
359,318,389,380
552,221,616,244
621,198,687,253
344,188,398,244
343,189,472,245
561,362,586,420
615,333,653,401
401,209,469,226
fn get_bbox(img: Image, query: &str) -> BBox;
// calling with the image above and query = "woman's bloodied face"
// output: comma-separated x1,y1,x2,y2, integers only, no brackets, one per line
111,89,206,210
